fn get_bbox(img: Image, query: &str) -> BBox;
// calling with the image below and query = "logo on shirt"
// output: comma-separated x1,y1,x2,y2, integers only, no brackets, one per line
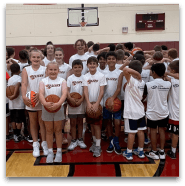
151,85,157,89
59,71,65,74
30,74,44,80
46,84,61,89
173,84,179,88
87,79,98,84
72,81,82,86
138,86,144,90
106,78,117,81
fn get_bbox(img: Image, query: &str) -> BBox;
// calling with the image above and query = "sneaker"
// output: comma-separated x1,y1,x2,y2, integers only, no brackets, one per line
101,131,107,141
144,138,151,145
112,137,122,155
68,140,78,151
145,150,159,160
133,148,145,158
41,141,49,156
6,134,11,141
33,141,40,158
62,136,68,144
106,142,114,153
46,151,54,163
122,150,133,160
167,150,176,159
158,150,166,160
77,138,87,149
93,146,101,157
25,135,33,143
54,151,62,163
13,134,19,142
89,142,96,152
17,135,23,142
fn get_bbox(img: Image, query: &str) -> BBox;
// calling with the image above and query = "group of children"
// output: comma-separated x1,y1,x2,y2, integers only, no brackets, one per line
6,39,179,163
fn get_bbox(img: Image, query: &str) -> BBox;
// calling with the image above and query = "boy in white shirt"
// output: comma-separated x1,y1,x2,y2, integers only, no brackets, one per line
83,56,107,157
67,60,87,151
122,60,146,161
144,63,171,160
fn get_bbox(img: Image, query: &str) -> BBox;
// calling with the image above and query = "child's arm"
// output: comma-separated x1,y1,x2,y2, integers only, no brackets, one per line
8,83,20,100
83,86,93,111
165,72,179,80
119,61,130,71
144,50,155,55
161,58,172,63
123,67,142,83
96,47,110,55
67,87,78,106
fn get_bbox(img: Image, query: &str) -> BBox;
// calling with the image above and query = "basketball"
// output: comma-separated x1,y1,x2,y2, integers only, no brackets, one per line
67,92,82,107
105,97,122,112
6,85,16,98
44,94,61,113
26,91,39,108
86,102,102,119
131,47,142,56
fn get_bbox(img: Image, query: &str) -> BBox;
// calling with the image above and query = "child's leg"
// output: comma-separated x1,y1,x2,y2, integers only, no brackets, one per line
114,119,121,137
172,133,179,149
127,133,136,150
158,127,166,150
6,116,10,136
38,110,46,142
16,123,22,136
77,118,83,139
70,118,77,140
94,124,101,146
137,130,144,149
150,128,157,151
54,120,63,148
44,121,54,149
106,119,113,138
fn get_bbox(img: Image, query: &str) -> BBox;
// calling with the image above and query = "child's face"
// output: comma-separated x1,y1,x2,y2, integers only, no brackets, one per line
76,41,85,53
87,61,98,73
55,51,64,62
73,64,83,76
47,64,59,79
30,52,41,66
107,55,117,67
99,57,106,69
46,45,55,55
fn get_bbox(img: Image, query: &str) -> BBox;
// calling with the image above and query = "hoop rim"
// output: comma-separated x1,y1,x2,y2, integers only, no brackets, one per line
79,21,87,27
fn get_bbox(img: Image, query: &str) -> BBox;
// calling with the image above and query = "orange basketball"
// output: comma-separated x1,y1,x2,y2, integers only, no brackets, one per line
86,102,102,119
131,47,142,56
6,85,15,97
105,97,122,113
67,92,82,107
44,94,61,113
26,91,39,108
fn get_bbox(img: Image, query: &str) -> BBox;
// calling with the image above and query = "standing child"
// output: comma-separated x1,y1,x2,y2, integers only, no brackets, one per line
122,60,146,160
21,49,48,158
97,52,108,74
18,50,29,77
39,62,67,163
83,56,107,157
144,63,171,160
67,59,86,150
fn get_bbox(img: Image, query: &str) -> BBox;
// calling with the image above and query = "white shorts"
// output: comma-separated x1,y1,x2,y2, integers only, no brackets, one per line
124,117,147,133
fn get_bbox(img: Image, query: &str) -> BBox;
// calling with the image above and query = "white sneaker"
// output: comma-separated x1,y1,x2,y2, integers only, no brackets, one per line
145,150,159,160
46,151,54,163
159,151,166,159
68,140,78,151
41,141,49,156
77,139,87,149
33,141,40,158
54,151,62,163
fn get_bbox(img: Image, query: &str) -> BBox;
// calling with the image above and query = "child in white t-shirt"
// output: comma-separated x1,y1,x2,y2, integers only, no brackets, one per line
43,42,56,66
97,52,109,74
83,56,107,157
67,59,86,151
18,50,29,77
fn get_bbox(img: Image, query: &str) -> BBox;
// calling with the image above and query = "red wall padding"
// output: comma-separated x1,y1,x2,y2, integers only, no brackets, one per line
7,41,179,64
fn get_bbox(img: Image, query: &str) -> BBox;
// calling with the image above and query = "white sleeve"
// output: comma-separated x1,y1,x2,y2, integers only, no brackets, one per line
99,75,107,86
67,64,72,72
69,57,73,67
67,77,71,88
82,76,88,86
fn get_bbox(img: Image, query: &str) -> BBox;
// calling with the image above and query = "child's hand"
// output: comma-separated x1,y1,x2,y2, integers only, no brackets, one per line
23,96,32,107
69,97,77,107
32,93,39,104
87,102,93,112
148,59,154,65
91,102,99,113
8,95,14,100
75,99,82,107
50,102,60,111
106,97,114,111
44,102,53,110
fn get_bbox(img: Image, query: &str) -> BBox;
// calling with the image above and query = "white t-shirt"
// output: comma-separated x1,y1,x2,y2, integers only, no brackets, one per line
18,62,29,77
82,70,107,107
103,68,122,106
85,51,97,57
146,78,171,120
141,69,150,83
8,75,24,109
168,78,179,121
69,53,89,75
97,65,109,75
143,62,168,72
58,63,72,80
25,65,46,110
124,76,145,120
43,56,56,67
67,74,85,114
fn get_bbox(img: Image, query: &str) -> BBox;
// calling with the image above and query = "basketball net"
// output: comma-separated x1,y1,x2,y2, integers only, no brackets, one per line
79,21,87,31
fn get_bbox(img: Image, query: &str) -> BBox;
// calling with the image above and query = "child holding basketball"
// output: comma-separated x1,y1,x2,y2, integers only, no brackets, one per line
67,59,87,151
21,49,48,158
103,51,124,155
83,56,107,157
122,60,146,160
39,61,67,163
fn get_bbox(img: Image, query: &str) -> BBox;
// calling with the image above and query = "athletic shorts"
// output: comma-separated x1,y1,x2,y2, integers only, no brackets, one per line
6,103,10,117
103,107,121,120
10,109,26,123
86,114,102,125
167,119,179,135
124,116,147,133
42,106,65,121
68,114,86,119
147,116,169,129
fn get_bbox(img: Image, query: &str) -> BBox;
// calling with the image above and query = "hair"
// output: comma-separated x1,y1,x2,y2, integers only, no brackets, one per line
55,47,64,54
6,47,15,58
87,56,98,65
116,44,123,50
25,46,32,51
169,60,179,73
87,41,94,48
135,50,144,56
72,59,83,68
29,48,42,58
124,42,133,51
97,52,107,61
129,60,142,74
74,39,87,49
115,49,125,60
93,44,100,52
124,52,130,57
151,63,166,77
168,48,178,59
105,51,117,60
153,51,163,61
108,44,116,51
19,50,28,60
133,54,145,66
154,45,162,52
161,45,168,50
46,41,54,46
10,63,20,75
47,61,59,68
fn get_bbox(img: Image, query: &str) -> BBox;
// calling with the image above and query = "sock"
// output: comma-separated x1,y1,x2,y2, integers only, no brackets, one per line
138,147,143,151
57,148,62,153
159,149,164,152
96,139,101,146
127,148,132,153
48,148,53,153
72,139,76,142
152,150,157,153
172,147,176,154
92,136,96,143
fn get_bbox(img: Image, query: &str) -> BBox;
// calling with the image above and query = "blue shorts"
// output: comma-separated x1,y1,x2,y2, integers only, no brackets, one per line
103,107,122,120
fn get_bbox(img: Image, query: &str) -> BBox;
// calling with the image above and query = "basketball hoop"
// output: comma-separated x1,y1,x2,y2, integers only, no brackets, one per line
79,21,87,31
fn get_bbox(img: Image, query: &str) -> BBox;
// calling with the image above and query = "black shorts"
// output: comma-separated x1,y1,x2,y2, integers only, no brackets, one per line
68,114,86,119
147,116,169,129
6,103,10,116
167,119,179,135
10,109,26,123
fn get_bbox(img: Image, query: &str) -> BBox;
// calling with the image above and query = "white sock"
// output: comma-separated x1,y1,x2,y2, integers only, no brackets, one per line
57,148,62,153
48,148,53,153
92,136,96,143
96,139,101,146
127,148,132,153
172,147,176,154
159,149,164,152
138,147,143,151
